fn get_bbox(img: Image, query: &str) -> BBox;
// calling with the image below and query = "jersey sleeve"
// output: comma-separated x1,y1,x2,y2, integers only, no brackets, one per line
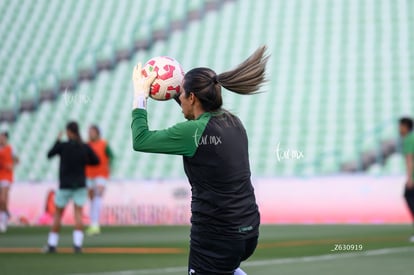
131,108,208,157
105,144,115,164
403,134,414,155
47,140,63,159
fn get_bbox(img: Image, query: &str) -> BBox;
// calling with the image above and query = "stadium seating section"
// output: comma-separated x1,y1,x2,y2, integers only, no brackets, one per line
0,0,413,181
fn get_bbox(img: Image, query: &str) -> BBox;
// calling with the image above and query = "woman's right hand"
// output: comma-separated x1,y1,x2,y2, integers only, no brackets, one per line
132,63,157,99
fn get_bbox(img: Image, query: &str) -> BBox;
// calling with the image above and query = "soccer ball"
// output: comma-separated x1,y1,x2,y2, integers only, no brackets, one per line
141,56,185,101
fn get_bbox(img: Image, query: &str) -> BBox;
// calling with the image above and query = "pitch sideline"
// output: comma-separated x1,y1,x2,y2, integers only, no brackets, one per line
71,246,414,275
1,235,405,254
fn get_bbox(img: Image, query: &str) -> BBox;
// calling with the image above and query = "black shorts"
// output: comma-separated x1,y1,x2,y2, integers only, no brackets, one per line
188,236,258,275
404,187,414,218
405,187,414,198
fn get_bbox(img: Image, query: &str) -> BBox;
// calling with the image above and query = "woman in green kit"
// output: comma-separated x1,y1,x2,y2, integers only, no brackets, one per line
399,117,414,242
131,46,268,275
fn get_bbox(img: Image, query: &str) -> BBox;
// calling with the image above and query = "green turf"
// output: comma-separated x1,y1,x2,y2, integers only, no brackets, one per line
0,225,413,275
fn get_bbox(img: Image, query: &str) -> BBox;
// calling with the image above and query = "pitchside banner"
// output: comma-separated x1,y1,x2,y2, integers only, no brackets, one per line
8,176,412,225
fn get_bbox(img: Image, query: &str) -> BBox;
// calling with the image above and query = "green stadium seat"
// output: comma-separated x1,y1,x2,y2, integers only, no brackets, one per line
1,0,413,180
0,0,207,113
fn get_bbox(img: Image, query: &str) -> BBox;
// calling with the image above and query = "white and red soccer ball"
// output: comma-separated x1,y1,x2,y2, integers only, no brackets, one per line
141,56,185,101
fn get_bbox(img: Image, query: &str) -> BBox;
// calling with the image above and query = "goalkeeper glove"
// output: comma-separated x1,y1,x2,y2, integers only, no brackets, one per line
132,63,157,109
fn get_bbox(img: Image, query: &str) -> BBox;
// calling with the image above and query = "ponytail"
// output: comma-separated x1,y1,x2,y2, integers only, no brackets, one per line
217,46,269,94
183,46,269,111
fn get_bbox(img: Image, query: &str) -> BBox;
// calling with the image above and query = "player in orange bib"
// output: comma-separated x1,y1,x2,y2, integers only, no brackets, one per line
0,132,19,233
85,125,114,235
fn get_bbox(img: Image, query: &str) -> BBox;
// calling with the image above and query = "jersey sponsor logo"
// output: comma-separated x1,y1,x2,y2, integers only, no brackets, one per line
238,225,253,233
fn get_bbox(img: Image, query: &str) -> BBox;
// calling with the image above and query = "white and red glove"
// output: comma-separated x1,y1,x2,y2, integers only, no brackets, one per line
132,63,157,109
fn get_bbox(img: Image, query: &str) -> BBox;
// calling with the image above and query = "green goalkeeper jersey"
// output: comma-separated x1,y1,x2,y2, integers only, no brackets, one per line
402,132,414,180
131,108,260,240
131,109,210,156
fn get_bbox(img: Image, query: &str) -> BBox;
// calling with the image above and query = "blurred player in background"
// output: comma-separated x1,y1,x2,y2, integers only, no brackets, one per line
85,125,114,235
131,46,268,275
399,117,414,242
38,190,57,225
45,122,99,253
0,131,19,233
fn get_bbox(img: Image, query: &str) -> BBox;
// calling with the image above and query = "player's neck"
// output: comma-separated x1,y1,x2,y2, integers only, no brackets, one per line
193,108,205,120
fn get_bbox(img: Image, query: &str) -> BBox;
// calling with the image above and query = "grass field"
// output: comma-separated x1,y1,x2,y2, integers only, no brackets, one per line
0,225,414,274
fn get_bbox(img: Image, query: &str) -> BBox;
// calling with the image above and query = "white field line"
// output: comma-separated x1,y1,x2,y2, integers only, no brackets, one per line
71,246,414,275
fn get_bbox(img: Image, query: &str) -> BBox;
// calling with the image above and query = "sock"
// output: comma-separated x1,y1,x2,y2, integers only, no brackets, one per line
73,230,84,247
47,232,59,247
89,198,95,225
90,196,102,227
234,268,247,275
0,211,6,229
0,211,7,223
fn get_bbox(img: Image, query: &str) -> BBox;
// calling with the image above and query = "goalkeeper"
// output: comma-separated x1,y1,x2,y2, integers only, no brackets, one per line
131,46,268,275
